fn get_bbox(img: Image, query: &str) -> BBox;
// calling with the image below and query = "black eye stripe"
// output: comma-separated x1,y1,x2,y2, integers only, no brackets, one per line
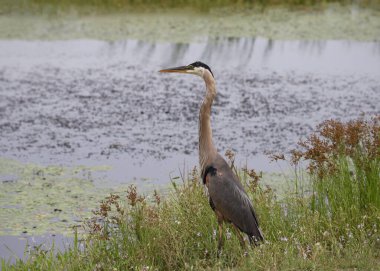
189,61,214,78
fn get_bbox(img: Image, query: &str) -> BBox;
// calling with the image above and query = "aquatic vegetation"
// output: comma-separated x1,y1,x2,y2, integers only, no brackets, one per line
0,159,115,236
1,2,380,41
2,116,379,270
2,0,380,14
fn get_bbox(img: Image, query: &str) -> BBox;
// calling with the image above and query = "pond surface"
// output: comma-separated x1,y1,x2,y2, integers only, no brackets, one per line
0,37,379,184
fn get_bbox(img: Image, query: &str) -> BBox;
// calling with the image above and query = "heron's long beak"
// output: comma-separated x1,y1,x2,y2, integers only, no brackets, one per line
159,65,194,74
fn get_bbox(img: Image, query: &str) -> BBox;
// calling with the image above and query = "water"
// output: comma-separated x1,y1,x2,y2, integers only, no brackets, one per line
0,234,72,266
0,37,379,184
1,38,379,75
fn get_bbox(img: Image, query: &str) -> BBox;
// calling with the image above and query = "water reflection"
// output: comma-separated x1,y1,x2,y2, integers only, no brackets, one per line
1,37,379,76
298,40,326,55
167,43,189,67
263,38,273,59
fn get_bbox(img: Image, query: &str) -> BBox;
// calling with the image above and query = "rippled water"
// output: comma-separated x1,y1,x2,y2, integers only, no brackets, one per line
0,37,379,185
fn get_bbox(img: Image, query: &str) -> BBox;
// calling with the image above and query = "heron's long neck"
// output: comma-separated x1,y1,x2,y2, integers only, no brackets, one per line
199,71,217,175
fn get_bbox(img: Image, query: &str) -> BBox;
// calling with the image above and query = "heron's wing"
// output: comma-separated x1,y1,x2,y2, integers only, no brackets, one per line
205,154,263,240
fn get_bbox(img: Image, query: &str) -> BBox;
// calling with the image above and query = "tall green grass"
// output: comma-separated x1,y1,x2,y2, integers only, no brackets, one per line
292,117,380,224
2,116,380,270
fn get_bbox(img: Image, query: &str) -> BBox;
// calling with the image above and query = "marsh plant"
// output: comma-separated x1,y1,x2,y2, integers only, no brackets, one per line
291,116,380,221
3,116,380,270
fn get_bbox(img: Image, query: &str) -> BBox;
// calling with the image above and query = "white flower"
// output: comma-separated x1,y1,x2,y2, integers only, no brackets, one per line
280,237,288,242
212,229,217,240
226,229,231,240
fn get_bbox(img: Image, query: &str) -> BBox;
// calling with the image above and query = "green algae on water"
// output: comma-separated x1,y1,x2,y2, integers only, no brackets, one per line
0,6,379,42
0,158,116,236
0,158,172,236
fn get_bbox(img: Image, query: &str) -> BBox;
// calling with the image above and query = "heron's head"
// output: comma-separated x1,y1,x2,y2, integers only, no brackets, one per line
159,61,214,78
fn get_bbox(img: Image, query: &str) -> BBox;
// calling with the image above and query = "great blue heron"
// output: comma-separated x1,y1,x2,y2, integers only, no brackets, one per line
159,61,264,251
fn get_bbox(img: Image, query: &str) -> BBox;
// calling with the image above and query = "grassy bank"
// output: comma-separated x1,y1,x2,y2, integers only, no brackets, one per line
2,0,380,14
2,116,379,270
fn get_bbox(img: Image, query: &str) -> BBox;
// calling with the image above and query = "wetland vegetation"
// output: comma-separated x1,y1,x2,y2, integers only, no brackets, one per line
2,0,380,13
1,0,380,41
1,0,379,269
2,117,379,270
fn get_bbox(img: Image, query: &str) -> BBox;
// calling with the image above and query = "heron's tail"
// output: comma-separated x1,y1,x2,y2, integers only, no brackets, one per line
249,227,264,246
